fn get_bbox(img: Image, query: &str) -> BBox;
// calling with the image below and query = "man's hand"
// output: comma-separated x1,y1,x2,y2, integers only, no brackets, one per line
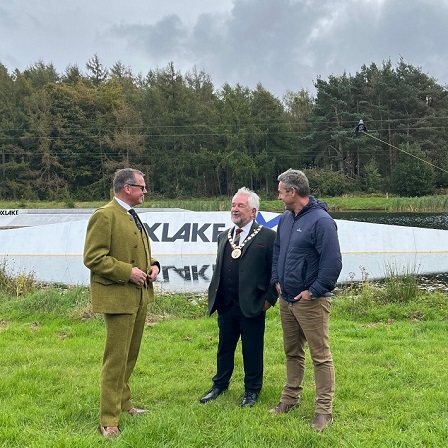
262,301,272,312
130,267,148,286
275,282,282,295
147,264,159,282
293,290,312,301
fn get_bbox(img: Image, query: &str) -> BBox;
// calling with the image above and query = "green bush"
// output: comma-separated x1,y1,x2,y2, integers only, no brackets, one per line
147,290,208,320
305,169,355,196
390,143,435,196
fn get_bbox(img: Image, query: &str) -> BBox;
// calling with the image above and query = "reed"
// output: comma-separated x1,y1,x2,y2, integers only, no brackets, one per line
0,261,38,299
380,264,420,304
386,195,448,212
1,194,448,212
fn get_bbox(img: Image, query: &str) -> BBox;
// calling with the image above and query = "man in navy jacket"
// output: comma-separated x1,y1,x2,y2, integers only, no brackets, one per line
269,169,342,432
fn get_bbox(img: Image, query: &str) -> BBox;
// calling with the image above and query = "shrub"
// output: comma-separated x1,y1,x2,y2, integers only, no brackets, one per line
305,168,355,196
379,265,420,304
0,260,38,298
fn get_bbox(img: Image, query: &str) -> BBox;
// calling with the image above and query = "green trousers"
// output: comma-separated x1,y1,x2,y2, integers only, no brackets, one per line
100,296,147,426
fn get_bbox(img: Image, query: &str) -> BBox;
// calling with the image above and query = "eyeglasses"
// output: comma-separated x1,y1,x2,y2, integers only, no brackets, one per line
127,184,146,192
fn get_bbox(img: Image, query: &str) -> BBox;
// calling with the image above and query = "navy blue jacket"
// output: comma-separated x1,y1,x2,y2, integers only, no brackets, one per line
271,196,342,302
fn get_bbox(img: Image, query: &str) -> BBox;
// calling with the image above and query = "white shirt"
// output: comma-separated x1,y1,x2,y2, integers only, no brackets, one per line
234,220,254,245
114,196,131,212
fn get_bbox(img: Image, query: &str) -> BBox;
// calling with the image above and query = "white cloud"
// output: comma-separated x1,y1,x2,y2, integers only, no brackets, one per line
0,0,447,96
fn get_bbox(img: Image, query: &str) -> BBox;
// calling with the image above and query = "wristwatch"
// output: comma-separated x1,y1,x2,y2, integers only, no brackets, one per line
308,290,314,299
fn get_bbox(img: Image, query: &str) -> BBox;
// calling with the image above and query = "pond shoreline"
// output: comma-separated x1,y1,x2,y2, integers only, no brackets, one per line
1,194,448,213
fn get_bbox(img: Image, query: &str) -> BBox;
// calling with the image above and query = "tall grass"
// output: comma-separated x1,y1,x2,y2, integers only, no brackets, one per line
381,264,420,304
2,194,448,212
334,264,447,322
0,261,37,298
386,195,448,212
319,194,448,212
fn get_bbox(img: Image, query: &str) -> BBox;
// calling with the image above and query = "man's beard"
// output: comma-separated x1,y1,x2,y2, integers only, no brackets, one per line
231,215,242,225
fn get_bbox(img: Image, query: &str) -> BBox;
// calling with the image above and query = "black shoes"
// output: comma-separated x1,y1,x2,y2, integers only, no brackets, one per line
240,391,259,407
199,387,260,407
199,387,227,404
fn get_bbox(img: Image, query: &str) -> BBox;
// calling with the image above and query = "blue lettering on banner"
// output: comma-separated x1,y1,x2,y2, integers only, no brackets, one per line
212,223,226,241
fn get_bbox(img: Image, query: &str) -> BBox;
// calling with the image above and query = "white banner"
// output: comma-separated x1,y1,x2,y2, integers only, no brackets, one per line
1,209,448,292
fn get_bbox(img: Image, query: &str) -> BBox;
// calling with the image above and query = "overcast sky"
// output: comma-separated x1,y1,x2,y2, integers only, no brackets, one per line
1,0,447,97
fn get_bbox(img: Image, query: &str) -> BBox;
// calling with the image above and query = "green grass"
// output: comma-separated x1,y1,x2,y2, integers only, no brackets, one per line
2,194,448,212
313,194,448,212
0,281,447,447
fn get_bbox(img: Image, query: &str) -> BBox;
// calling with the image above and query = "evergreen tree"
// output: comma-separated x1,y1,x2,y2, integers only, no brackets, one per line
86,54,108,86
390,143,435,196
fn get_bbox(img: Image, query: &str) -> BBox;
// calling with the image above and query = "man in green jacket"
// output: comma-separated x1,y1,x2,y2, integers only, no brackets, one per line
84,168,160,439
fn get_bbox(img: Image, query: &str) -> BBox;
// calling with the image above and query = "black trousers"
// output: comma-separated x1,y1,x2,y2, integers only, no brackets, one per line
213,303,265,393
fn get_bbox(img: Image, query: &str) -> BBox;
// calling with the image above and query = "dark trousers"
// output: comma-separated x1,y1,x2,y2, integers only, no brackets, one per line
213,303,265,393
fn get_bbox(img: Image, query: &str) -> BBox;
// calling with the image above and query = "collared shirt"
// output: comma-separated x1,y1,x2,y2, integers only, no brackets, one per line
114,196,132,213
233,220,254,245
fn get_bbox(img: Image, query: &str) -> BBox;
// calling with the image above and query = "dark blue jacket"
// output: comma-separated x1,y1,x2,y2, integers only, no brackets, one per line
271,196,342,302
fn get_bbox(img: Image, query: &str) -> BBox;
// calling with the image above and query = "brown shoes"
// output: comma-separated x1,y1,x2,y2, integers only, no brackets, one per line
99,426,121,439
98,408,146,438
311,413,333,432
269,403,333,431
268,402,297,414
128,407,147,416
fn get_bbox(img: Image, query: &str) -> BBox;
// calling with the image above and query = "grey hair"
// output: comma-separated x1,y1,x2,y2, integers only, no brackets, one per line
277,169,310,197
113,168,144,192
235,187,260,212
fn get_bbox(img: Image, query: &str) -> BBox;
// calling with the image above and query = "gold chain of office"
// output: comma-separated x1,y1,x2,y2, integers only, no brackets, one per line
227,225,263,259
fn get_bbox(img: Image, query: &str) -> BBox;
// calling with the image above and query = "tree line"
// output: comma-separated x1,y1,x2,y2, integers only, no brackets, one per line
1,55,447,201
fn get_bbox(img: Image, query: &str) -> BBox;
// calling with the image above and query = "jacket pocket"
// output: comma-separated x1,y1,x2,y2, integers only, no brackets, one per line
92,274,117,286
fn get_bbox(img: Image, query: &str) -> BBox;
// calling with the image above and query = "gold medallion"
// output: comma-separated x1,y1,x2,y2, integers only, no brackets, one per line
227,224,263,260
231,248,242,259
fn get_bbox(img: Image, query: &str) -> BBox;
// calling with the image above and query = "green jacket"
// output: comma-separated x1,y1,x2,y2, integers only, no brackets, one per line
83,199,159,314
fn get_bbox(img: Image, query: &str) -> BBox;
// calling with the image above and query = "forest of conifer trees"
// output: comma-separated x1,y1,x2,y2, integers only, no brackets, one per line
1,56,447,200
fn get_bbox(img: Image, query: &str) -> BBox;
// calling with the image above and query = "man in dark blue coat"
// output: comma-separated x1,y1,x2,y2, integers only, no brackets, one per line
200,187,278,407
269,169,342,432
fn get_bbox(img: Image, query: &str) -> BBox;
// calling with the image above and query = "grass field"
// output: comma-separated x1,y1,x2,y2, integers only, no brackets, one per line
0,280,447,447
